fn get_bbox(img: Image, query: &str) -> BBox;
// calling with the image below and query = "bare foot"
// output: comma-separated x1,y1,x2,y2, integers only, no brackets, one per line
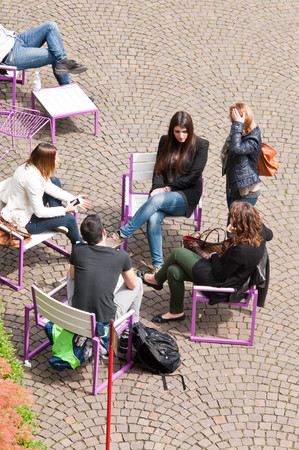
144,273,158,285
161,312,184,320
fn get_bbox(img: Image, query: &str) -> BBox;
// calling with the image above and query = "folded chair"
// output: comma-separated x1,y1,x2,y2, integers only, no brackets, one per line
121,152,204,250
0,101,51,161
0,65,26,106
191,285,258,346
24,282,135,395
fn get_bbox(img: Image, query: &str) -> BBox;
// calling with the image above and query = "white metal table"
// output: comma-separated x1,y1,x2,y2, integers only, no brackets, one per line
31,83,98,143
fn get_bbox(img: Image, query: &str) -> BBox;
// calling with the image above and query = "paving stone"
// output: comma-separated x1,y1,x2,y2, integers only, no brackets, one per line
1,0,298,449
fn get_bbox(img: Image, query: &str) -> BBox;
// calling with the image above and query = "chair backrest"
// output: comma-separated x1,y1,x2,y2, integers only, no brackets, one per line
32,285,96,339
0,101,51,139
130,152,156,186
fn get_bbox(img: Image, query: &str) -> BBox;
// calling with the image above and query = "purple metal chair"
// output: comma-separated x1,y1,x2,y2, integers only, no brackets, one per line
0,101,51,161
24,282,135,395
0,223,72,291
191,285,258,346
0,65,26,106
120,152,204,250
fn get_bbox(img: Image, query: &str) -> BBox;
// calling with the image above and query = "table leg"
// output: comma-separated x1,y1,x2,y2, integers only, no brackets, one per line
95,110,98,136
31,91,35,110
51,118,56,143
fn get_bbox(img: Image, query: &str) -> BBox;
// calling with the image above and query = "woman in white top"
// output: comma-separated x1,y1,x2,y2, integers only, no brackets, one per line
0,142,91,244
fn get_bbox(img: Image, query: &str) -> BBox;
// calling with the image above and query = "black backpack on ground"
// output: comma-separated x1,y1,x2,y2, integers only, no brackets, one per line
130,322,186,390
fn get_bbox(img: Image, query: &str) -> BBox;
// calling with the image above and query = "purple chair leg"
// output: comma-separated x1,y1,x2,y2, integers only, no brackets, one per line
191,287,258,346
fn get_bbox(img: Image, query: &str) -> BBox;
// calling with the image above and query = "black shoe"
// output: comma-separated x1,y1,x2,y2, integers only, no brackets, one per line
118,332,129,353
55,58,88,75
151,313,185,323
137,270,163,290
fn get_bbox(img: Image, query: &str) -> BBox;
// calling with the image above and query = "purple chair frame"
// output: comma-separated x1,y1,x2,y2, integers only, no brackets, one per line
191,285,258,346
0,65,26,106
120,152,203,250
24,283,135,395
0,223,73,291
0,101,51,161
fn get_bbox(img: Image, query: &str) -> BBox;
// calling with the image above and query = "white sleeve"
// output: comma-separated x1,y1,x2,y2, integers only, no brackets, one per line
25,175,67,219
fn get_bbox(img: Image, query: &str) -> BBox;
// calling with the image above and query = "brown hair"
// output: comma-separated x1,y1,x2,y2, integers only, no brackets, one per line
230,201,262,247
154,111,196,177
26,142,57,179
229,102,255,135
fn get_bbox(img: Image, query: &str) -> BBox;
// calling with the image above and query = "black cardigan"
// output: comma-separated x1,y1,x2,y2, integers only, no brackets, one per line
192,224,273,302
151,135,209,216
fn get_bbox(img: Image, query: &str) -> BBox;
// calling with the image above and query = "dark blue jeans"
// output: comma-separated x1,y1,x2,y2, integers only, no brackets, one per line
25,177,82,244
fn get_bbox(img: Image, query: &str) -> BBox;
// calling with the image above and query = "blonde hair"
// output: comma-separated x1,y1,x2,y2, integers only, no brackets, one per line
229,102,255,135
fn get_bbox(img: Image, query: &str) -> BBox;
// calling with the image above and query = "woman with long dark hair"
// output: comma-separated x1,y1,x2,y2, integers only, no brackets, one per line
0,142,91,244
138,202,273,323
108,111,209,271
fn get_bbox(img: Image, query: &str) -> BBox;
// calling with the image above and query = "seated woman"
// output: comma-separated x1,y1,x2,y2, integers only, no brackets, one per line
0,142,91,244
108,111,209,272
138,202,273,323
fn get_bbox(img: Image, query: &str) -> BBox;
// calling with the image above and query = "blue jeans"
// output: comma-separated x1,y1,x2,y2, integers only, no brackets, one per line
3,22,70,85
25,177,82,244
120,192,187,267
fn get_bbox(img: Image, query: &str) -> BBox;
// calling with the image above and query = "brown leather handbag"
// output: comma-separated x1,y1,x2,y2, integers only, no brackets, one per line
182,228,231,259
0,217,32,248
257,143,279,176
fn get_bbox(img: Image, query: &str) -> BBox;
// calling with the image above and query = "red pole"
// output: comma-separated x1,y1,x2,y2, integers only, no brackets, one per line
106,320,114,450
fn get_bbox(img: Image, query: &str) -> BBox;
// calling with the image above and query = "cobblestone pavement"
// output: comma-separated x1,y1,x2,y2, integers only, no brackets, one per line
1,0,298,449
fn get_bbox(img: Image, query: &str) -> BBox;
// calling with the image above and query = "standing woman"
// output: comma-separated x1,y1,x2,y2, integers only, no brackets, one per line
0,142,91,244
108,111,209,271
222,102,262,214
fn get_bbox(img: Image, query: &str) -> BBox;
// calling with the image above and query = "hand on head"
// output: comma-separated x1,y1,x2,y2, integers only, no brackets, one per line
226,223,236,235
231,108,245,123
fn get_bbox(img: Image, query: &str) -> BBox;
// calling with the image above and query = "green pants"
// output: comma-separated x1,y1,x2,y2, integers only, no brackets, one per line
155,247,202,314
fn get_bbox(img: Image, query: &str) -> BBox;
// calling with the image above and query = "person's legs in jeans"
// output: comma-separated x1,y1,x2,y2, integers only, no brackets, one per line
26,213,82,244
146,210,167,268
120,192,186,267
5,22,70,85
43,177,63,206
114,276,143,322
25,176,82,244
154,248,201,315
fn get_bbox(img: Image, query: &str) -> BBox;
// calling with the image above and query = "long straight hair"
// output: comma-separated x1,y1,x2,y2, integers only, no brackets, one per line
25,143,57,179
230,201,263,247
154,111,196,177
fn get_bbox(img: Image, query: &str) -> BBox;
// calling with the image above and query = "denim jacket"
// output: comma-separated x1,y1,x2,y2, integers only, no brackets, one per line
226,122,262,193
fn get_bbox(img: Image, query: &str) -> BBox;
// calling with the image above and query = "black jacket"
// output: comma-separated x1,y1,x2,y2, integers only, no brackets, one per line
151,135,209,216
226,122,262,193
192,224,273,303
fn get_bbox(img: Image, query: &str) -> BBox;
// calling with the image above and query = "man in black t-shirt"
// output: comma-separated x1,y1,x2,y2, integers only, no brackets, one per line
68,215,143,325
